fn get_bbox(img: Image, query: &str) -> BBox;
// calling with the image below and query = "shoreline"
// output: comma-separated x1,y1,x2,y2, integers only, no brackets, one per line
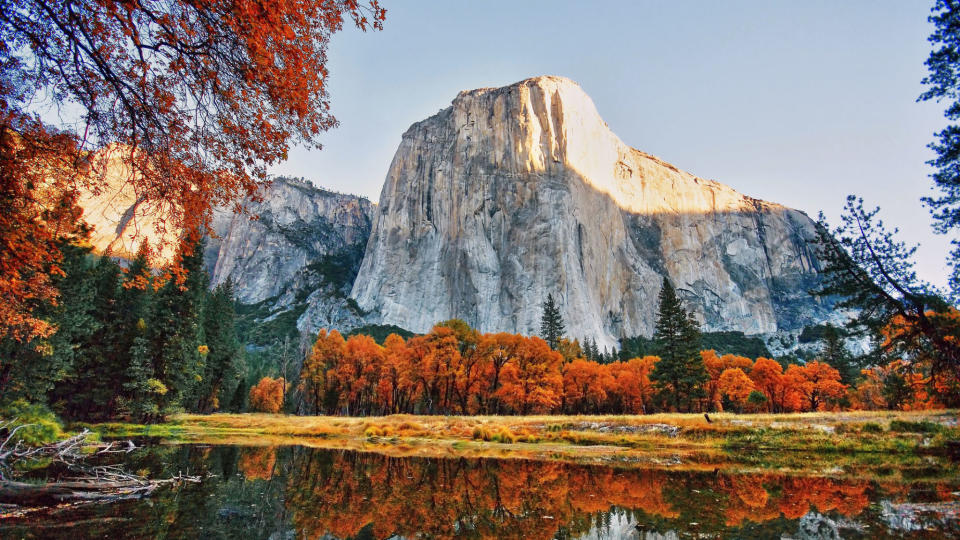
87,409,960,477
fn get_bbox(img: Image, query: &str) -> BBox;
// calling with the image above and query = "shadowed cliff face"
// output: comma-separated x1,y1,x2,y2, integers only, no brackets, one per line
352,76,832,347
204,178,373,304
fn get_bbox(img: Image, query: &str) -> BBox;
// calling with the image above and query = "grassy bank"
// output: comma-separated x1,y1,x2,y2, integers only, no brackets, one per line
89,410,960,470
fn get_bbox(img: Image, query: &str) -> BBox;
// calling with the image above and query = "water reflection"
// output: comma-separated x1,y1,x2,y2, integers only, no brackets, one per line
1,444,958,539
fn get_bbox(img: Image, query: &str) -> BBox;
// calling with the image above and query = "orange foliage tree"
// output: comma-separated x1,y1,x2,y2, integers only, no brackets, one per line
295,319,953,416
0,116,91,344
0,0,385,341
784,361,846,412
747,358,792,413
336,334,385,415
852,358,944,410
562,359,612,414
703,351,754,411
604,356,657,414
249,376,285,413
718,368,756,412
300,328,346,415
879,310,960,407
496,337,563,414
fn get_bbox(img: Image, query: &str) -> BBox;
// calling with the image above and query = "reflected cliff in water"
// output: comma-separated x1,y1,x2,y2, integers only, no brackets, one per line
2,444,959,539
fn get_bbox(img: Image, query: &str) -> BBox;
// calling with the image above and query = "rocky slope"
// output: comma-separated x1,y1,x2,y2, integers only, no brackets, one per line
78,147,181,262
80,171,374,337
205,177,374,336
352,76,833,348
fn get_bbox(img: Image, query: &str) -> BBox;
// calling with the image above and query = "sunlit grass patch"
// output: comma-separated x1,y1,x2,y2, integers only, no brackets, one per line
89,409,959,471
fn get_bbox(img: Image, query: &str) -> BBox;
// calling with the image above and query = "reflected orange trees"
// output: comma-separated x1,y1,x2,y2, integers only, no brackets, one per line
277,450,875,540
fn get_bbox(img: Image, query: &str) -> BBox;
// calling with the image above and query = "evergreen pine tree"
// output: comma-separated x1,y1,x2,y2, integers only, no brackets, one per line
920,1,960,295
193,279,242,412
124,320,163,422
50,256,125,420
582,337,597,361
0,240,99,406
539,294,565,350
820,323,859,385
146,239,209,418
649,278,707,412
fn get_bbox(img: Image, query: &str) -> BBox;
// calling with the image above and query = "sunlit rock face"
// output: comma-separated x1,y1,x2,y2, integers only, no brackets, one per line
352,76,830,348
78,147,181,263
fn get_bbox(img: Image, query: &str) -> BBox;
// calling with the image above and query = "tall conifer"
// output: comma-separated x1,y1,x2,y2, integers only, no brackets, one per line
649,278,707,412
540,294,565,350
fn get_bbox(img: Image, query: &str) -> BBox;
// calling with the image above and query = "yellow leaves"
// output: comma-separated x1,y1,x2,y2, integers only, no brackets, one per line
147,378,168,395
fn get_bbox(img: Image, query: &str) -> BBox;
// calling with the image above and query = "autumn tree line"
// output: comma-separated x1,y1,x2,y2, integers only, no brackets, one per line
242,278,959,416
2,228,957,423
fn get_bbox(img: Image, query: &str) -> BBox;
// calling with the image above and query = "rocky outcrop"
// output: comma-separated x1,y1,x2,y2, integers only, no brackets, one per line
204,177,375,335
205,178,371,299
79,171,374,336
352,76,832,348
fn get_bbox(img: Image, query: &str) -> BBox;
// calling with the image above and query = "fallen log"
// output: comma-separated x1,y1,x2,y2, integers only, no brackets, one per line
1,421,201,512
0,475,199,507
0,480,153,506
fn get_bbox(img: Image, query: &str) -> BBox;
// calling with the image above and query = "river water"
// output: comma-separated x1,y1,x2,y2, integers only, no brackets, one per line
2,443,958,539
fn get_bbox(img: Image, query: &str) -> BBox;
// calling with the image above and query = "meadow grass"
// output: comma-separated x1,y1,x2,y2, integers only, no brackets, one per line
79,409,959,481
90,409,958,456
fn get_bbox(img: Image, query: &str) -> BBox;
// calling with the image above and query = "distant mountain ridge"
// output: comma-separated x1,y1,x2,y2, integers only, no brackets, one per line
78,76,841,351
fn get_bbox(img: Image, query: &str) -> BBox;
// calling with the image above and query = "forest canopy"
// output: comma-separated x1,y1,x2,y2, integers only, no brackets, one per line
0,0,384,342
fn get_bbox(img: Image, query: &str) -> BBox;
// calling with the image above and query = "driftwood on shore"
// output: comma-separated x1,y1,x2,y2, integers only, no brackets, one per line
0,420,200,513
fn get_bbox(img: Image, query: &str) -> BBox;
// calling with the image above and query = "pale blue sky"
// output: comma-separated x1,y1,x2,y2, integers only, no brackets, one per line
271,1,952,288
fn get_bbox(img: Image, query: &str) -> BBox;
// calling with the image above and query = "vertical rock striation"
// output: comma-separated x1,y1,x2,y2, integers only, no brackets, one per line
205,177,372,304
352,76,831,348
206,177,375,335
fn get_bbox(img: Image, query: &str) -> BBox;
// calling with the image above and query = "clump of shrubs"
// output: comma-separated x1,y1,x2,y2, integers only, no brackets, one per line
471,425,538,443
861,422,884,434
363,424,392,438
472,426,513,442
888,420,944,434
363,421,427,439
0,400,65,446
394,421,425,436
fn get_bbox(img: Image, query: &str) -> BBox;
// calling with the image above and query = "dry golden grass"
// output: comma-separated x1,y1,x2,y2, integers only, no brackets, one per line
84,410,959,479
163,409,959,452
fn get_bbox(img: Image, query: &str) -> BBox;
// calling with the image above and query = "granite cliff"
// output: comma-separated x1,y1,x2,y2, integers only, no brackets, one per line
351,76,832,348
80,171,374,337
204,177,374,336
